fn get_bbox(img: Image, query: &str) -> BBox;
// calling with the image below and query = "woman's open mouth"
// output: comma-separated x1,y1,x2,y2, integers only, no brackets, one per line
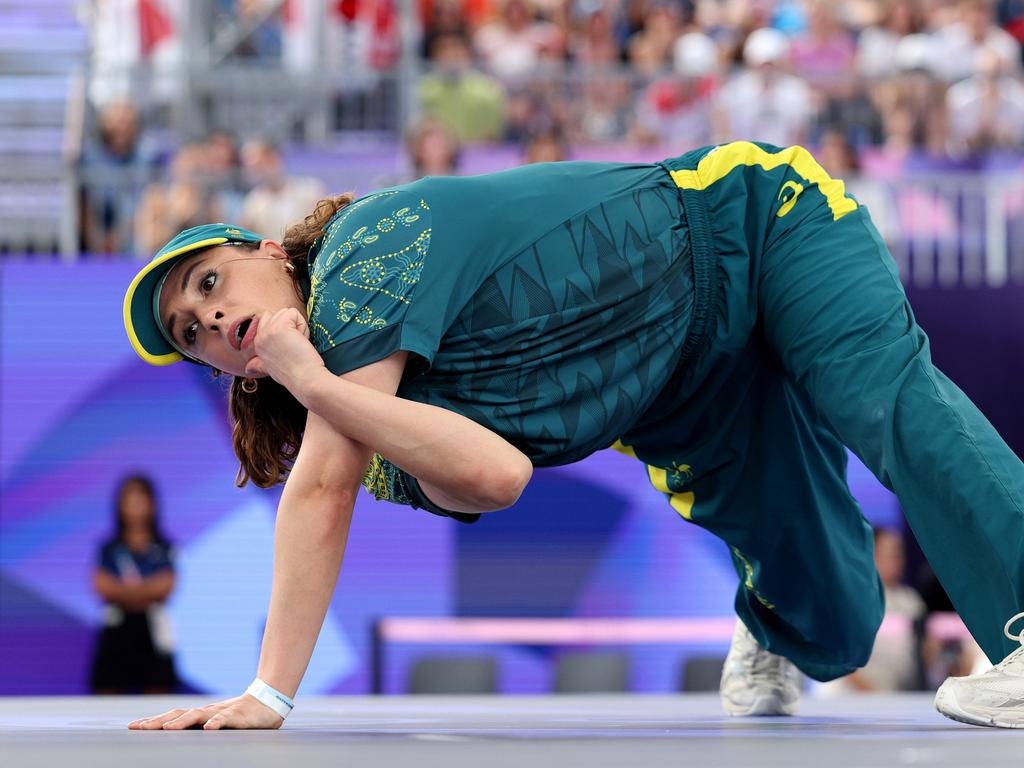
234,317,253,350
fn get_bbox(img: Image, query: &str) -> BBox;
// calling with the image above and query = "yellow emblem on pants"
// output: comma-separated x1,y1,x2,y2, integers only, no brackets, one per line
776,180,804,218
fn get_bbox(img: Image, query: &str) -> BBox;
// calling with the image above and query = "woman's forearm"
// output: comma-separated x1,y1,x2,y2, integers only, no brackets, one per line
296,367,532,510
94,572,159,611
255,483,355,697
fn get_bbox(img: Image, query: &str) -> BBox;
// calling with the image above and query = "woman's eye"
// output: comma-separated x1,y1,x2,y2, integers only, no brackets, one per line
201,272,217,294
184,322,198,346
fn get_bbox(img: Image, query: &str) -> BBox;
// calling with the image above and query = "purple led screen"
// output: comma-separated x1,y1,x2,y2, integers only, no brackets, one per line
1,260,931,696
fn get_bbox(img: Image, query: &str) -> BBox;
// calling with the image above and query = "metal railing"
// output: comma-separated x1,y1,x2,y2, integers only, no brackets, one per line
853,174,1024,288
70,162,1024,289
5,0,1024,282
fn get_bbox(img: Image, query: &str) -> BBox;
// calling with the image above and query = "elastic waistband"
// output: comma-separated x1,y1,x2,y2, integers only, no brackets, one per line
659,161,717,366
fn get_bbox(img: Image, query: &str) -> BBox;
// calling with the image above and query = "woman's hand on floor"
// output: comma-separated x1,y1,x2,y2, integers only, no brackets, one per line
127,694,284,730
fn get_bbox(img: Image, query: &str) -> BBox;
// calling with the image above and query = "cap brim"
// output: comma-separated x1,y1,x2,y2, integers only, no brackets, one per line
123,237,229,365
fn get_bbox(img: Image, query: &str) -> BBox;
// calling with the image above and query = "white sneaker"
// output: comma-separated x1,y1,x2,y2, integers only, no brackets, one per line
720,619,802,716
935,612,1024,729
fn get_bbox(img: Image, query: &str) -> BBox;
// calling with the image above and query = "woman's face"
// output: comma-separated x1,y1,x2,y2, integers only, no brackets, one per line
157,242,305,377
417,129,457,175
120,484,153,528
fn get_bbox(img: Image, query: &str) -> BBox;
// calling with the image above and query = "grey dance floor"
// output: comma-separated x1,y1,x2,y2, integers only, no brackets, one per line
0,694,1017,767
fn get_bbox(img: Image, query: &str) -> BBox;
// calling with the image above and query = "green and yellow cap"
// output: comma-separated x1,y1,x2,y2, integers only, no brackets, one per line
123,223,265,366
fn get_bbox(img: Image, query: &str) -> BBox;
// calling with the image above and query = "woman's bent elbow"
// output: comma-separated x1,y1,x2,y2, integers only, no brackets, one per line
489,457,533,509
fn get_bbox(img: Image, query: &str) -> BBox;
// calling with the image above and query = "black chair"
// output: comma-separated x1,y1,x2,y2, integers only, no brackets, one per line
680,655,726,692
554,651,630,693
407,656,498,694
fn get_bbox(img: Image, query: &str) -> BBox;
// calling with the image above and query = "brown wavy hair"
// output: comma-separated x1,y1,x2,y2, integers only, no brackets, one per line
215,192,355,489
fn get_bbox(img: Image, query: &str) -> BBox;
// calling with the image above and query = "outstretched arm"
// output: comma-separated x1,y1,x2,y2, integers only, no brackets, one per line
250,408,366,705
130,352,401,731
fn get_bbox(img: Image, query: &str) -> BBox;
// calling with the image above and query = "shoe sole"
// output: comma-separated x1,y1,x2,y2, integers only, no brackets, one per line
934,681,1024,729
722,693,798,717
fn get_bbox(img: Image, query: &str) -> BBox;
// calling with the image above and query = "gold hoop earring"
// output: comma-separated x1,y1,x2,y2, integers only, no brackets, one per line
284,261,295,274
241,378,258,394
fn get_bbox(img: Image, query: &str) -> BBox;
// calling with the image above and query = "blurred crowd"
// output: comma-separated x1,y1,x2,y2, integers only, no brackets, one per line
79,0,1024,254
79,113,328,254
413,0,1024,160
189,0,1024,158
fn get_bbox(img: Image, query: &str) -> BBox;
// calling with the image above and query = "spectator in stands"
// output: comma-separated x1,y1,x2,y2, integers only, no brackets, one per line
578,72,634,142
705,0,772,69
929,0,1021,82
240,140,326,240
522,128,569,163
714,27,814,146
89,474,179,694
914,561,991,689
503,81,572,143
205,130,247,223
816,85,886,150
626,1,686,77
134,143,223,256
858,33,962,248
568,3,622,67
816,127,861,177
946,45,1024,154
815,128,896,241
631,31,721,147
826,528,926,692
79,101,158,255
863,34,952,174
420,0,472,59
856,0,927,81
475,0,563,78
220,0,284,61
406,118,462,178
790,0,857,96
420,32,506,142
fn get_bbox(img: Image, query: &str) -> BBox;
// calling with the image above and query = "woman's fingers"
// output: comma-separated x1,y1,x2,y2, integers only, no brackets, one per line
297,315,310,339
286,307,310,338
127,696,280,731
128,707,189,729
246,306,319,387
202,712,229,730
160,706,216,730
128,697,239,730
254,308,309,349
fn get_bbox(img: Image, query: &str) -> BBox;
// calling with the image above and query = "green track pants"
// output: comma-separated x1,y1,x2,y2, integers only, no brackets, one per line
616,142,1024,681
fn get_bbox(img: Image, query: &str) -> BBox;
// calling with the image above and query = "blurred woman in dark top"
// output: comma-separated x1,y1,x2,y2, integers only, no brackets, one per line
89,474,179,694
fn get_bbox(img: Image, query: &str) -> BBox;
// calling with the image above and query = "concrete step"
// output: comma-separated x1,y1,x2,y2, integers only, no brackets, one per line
0,100,67,127
0,160,65,181
0,29,85,51
0,52,84,75
0,75,72,100
0,126,65,151
0,184,65,251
